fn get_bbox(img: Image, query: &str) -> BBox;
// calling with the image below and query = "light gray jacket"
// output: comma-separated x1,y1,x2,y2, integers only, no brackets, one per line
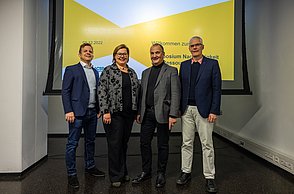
138,63,180,123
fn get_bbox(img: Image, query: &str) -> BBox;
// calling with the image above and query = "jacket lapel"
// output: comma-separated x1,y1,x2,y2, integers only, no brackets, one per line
78,63,89,89
142,68,151,99
187,60,192,87
196,57,207,83
155,63,167,88
93,68,99,88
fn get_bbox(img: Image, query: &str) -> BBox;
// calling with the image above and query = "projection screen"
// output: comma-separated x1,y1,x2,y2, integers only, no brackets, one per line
44,0,251,95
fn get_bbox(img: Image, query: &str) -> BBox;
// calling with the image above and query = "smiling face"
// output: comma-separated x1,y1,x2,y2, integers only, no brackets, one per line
189,37,204,60
150,44,164,66
78,45,94,64
115,48,129,66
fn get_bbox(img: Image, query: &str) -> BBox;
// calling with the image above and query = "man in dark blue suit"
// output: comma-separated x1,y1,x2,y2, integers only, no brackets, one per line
176,36,221,193
62,43,105,189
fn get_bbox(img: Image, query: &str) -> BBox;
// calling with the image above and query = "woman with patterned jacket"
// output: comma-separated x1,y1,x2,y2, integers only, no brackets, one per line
98,44,140,187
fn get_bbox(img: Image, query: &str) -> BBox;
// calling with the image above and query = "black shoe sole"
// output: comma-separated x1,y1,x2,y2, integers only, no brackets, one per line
206,188,218,193
155,183,165,188
131,176,151,184
85,172,105,177
68,184,79,189
89,174,105,177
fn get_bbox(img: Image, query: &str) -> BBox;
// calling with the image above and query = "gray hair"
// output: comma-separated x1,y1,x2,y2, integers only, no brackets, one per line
189,36,203,45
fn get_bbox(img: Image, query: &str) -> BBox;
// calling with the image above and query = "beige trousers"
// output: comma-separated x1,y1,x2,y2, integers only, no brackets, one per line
181,105,215,179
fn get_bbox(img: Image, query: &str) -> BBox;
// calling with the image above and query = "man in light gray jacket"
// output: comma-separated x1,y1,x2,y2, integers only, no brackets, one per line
132,43,180,188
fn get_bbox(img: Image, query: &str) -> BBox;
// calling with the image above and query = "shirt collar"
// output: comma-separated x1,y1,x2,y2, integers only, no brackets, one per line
191,57,203,64
80,61,92,68
152,61,164,68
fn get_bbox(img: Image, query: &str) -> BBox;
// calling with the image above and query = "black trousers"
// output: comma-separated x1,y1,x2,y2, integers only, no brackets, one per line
140,108,170,174
103,111,134,182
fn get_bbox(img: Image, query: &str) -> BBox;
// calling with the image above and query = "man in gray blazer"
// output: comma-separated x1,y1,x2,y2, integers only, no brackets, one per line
132,43,180,188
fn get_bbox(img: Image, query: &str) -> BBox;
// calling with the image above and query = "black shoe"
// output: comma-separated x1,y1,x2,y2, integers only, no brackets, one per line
132,172,151,184
206,179,218,193
155,173,166,188
85,167,105,177
68,175,79,188
176,172,191,185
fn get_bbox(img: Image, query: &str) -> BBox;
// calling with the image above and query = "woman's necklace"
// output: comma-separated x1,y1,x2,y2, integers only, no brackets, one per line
117,64,128,72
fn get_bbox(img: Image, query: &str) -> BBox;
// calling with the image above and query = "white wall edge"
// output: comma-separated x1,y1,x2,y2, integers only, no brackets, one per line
214,125,294,175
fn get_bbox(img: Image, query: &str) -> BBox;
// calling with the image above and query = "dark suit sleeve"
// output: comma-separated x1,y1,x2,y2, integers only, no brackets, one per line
169,67,181,118
210,61,222,115
61,67,74,114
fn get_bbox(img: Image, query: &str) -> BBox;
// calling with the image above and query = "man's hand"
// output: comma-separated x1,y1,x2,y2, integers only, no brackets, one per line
136,115,141,124
65,112,75,123
103,113,111,124
207,113,217,123
169,117,177,130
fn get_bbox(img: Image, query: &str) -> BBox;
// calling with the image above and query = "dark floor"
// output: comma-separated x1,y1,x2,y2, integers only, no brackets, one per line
0,134,293,194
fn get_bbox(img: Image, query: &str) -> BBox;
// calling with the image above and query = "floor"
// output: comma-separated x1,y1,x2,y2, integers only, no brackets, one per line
0,134,293,194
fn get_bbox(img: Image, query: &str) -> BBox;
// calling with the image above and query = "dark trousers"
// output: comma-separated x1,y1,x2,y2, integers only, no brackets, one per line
65,108,97,176
103,112,134,182
140,109,170,174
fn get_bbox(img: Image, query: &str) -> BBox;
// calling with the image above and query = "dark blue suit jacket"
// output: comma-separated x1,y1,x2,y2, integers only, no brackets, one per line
62,63,99,117
179,56,222,118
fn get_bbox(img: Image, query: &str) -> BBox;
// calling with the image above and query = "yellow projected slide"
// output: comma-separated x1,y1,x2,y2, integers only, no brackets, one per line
63,0,234,80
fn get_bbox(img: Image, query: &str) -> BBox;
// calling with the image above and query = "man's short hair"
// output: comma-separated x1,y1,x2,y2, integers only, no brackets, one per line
151,43,165,53
189,36,203,45
79,43,93,54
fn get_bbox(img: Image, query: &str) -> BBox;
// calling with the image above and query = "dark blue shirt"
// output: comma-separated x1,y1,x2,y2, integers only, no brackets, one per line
188,62,200,105
146,62,164,108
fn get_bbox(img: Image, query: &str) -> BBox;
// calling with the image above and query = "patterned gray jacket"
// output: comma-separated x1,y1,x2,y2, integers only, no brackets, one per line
98,63,140,114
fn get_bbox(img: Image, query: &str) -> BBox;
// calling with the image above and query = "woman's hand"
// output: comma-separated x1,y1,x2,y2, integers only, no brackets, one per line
103,113,111,124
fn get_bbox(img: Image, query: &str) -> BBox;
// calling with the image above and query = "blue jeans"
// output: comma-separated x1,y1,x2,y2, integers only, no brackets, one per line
65,108,97,176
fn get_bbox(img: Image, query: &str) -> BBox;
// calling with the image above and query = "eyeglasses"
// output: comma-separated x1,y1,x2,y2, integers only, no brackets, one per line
190,43,203,48
116,53,128,56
